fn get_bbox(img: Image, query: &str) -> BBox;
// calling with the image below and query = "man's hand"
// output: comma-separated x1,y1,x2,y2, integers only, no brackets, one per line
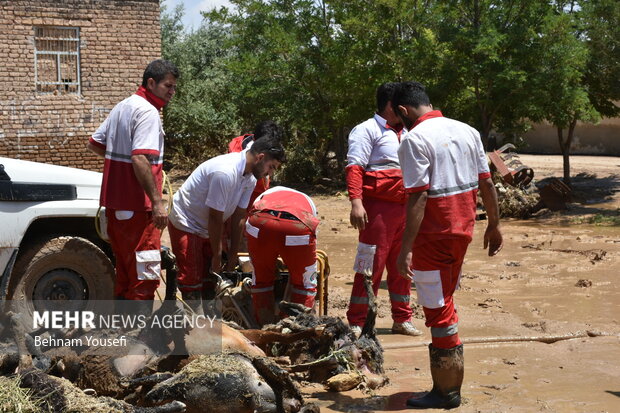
484,225,503,256
152,199,168,230
350,199,368,230
397,249,414,280
131,154,166,229
479,177,502,256
208,207,225,275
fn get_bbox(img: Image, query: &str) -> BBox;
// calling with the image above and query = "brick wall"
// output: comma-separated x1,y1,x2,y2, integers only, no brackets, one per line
0,0,161,171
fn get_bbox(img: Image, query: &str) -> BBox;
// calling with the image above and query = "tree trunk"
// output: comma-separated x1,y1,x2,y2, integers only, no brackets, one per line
480,113,492,150
564,119,577,185
557,120,576,187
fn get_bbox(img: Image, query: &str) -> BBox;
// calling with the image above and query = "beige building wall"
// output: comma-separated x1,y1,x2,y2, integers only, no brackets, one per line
0,0,161,171
522,116,620,156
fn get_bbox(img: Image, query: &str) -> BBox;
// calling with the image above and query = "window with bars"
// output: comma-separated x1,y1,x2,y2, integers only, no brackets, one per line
34,26,81,94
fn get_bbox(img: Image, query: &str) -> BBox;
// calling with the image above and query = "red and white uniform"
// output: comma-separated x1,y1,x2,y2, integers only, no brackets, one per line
245,187,320,323
345,114,413,327
168,150,256,292
398,110,491,349
89,87,165,300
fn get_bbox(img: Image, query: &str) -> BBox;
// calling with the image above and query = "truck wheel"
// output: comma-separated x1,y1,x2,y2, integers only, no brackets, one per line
8,236,114,314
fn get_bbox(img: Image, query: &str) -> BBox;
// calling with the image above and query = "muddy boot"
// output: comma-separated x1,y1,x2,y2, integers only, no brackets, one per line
181,290,203,316
406,344,464,409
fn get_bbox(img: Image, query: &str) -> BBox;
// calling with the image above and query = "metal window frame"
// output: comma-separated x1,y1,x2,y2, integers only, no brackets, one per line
33,26,81,95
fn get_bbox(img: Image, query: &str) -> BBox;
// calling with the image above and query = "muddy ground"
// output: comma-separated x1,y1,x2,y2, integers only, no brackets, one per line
304,155,620,413
165,154,619,413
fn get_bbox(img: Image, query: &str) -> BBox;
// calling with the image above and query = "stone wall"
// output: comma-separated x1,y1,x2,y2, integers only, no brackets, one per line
0,0,161,171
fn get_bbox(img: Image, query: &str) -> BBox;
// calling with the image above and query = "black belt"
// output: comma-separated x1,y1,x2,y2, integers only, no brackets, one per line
263,209,300,221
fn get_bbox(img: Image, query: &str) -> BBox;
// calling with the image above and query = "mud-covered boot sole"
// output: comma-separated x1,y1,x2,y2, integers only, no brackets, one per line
406,389,461,409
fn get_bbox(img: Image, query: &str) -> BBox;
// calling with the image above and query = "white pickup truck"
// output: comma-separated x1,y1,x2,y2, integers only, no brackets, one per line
0,157,114,306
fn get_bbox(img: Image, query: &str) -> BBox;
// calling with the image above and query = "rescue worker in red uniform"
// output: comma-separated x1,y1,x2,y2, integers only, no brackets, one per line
394,81,503,409
245,186,320,326
345,82,423,337
87,59,179,308
168,137,285,315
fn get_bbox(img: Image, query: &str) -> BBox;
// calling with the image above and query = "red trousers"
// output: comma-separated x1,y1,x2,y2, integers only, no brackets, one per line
168,222,213,293
246,211,317,322
106,209,160,300
347,198,413,326
411,238,469,349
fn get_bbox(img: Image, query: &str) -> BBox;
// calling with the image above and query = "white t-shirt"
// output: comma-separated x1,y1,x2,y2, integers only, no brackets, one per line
169,150,257,238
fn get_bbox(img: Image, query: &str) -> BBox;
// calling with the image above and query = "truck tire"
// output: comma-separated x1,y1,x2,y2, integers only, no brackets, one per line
8,236,114,314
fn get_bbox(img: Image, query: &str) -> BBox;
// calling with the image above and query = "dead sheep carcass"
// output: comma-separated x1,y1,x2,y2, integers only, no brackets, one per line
17,368,186,413
145,352,318,413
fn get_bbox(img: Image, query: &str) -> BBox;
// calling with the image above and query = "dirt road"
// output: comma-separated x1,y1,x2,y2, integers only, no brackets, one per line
306,155,620,412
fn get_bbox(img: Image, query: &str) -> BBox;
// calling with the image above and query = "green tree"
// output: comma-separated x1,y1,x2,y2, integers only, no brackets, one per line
581,0,620,119
528,1,620,186
428,0,556,147
161,2,241,170
530,8,599,185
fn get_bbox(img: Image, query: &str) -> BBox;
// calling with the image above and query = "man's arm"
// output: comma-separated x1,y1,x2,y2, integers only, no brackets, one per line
226,207,246,271
346,123,372,231
346,163,368,230
131,154,167,230
208,207,225,273
87,142,105,158
396,191,427,279
349,198,368,230
478,177,503,256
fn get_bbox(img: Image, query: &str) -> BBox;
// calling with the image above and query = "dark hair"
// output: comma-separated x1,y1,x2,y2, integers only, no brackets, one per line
249,136,286,163
142,59,180,87
253,120,284,141
392,81,431,109
376,82,399,113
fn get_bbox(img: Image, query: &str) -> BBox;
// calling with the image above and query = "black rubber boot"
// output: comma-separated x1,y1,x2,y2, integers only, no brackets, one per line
406,344,464,409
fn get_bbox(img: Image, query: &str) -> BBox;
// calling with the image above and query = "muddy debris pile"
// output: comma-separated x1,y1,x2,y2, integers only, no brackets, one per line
0,302,386,412
491,172,541,219
257,311,387,392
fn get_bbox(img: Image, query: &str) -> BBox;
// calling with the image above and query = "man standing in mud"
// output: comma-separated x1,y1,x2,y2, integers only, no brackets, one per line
87,59,179,307
345,82,423,337
394,81,503,409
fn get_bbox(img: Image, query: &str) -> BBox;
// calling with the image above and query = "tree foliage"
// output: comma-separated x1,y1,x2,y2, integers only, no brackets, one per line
160,2,240,170
160,0,619,184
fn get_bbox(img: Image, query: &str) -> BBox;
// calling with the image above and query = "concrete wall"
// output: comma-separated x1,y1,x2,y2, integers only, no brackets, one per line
522,116,620,156
0,0,161,171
